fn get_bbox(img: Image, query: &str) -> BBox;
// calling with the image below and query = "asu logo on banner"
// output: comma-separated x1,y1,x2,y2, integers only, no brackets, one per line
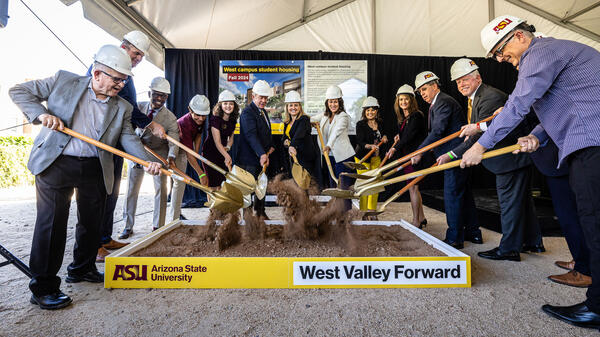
112,264,148,281
493,18,513,34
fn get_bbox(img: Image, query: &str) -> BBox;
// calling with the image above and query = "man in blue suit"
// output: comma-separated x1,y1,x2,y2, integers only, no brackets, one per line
411,71,480,249
236,80,274,219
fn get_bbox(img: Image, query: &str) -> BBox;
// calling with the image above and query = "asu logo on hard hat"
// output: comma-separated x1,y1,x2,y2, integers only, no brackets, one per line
493,18,513,34
424,73,434,79
469,60,476,66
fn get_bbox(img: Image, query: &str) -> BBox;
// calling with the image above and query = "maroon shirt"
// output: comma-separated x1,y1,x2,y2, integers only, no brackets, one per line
177,113,204,149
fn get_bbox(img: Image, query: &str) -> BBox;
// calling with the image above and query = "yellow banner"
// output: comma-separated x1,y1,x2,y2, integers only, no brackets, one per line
105,256,470,289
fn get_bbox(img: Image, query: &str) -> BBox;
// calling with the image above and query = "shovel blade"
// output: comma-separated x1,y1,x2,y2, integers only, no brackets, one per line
255,172,268,200
342,172,373,179
322,188,357,199
343,161,367,170
228,166,257,194
292,163,311,190
357,184,386,197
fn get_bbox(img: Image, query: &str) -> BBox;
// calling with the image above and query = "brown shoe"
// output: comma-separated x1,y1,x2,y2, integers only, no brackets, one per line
548,270,592,288
96,247,110,263
555,260,575,271
102,239,129,250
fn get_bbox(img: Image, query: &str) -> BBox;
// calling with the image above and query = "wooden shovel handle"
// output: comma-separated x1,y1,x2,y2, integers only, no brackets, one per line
60,127,211,194
359,139,384,164
379,138,399,168
313,122,338,184
382,163,436,208
144,145,195,182
165,134,227,175
380,114,497,172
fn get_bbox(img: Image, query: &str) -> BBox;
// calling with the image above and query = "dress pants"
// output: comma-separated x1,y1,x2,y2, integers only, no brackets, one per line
122,160,168,230
443,167,479,243
168,153,188,221
496,166,542,254
356,156,381,210
29,155,106,296
99,155,123,245
568,146,600,314
546,175,590,276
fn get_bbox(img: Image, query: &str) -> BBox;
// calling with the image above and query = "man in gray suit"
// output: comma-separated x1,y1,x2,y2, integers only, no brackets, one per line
9,45,161,310
121,77,179,237
438,58,541,262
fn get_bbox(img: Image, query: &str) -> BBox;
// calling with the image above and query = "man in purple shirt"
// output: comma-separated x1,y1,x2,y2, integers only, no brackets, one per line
462,15,600,329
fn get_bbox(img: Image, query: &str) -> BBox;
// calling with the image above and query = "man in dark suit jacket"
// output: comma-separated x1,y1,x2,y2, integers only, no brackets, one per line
236,80,274,219
412,71,479,249
9,45,161,310
439,58,539,261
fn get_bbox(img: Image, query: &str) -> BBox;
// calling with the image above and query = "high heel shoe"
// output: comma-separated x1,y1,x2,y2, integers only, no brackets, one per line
419,219,427,229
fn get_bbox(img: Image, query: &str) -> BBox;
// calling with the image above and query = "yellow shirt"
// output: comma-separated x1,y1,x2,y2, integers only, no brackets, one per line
285,123,292,138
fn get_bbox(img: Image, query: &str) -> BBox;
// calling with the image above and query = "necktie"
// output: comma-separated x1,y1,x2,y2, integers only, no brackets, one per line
261,109,270,129
467,98,473,124
148,109,156,120
427,105,432,130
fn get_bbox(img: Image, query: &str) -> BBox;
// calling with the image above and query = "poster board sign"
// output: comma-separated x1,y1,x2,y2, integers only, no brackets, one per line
219,60,367,134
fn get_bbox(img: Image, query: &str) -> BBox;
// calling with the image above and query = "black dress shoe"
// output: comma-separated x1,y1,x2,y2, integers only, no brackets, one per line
65,270,104,283
542,302,600,330
442,239,464,249
30,291,72,310
118,228,133,240
521,244,546,253
465,235,483,244
478,247,521,261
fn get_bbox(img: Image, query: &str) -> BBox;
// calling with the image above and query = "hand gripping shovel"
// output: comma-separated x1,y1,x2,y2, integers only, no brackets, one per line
329,162,410,199
344,139,385,170
378,137,399,169
290,153,311,190
165,135,256,195
314,122,338,185
255,148,275,200
362,163,436,217
61,128,244,213
351,114,498,190
324,144,521,199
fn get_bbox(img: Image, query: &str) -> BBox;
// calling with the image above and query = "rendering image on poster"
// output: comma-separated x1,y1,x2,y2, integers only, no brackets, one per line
218,60,367,134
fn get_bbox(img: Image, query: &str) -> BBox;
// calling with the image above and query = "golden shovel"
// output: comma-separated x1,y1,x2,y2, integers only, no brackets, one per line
60,128,243,213
290,153,311,190
165,135,256,195
343,139,384,170
324,144,522,199
255,148,275,200
314,122,338,185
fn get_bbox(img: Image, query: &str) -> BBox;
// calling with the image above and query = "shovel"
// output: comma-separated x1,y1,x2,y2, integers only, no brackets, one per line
378,137,399,168
290,153,311,189
351,114,499,189
314,122,338,185
255,148,274,200
165,135,256,195
362,163,436,217
323,144,521,199
61,128,244,213
344,139,384,170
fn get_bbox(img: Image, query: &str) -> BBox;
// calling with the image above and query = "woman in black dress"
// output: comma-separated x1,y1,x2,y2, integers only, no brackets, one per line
282,90,318,181
386,84,427,228
355,96,388,218
201,90,239,190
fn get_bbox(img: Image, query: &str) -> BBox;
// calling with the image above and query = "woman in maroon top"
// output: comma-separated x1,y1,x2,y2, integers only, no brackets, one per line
386,84,427,228
201,90,239,190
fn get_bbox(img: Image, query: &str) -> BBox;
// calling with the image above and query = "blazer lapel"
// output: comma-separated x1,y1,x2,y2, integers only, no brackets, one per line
99,97,119,139
472,84,484,120
63,77,90,127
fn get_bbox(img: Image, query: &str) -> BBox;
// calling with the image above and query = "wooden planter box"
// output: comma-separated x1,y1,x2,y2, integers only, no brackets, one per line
105,219,471,289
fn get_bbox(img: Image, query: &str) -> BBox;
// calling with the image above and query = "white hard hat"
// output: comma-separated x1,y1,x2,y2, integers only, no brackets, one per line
325,85,343,100
189,94,210,115
284,90,302,103
450,58,479,81
123,30,150,55
93,44,133,77
481,15,524,58
414,71,439,90
396,84,415,96
252,80,271,97
361,96,379,108
218,90,236,102
149,77,171,94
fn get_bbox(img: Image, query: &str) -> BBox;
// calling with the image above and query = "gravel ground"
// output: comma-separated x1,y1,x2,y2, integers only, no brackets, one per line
0,180,596,336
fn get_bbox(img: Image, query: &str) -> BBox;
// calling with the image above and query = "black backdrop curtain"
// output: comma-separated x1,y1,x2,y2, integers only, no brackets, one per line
164,48,522,204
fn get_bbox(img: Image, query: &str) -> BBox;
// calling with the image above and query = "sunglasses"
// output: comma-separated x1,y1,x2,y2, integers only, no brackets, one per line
100,70,128,85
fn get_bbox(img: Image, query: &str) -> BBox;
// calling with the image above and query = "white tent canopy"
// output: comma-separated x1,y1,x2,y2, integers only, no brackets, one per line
64,0,600,69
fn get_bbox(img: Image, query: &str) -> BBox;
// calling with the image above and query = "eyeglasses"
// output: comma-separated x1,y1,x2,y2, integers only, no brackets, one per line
493,34,515,59
151,92,168,99
100,70,128,85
